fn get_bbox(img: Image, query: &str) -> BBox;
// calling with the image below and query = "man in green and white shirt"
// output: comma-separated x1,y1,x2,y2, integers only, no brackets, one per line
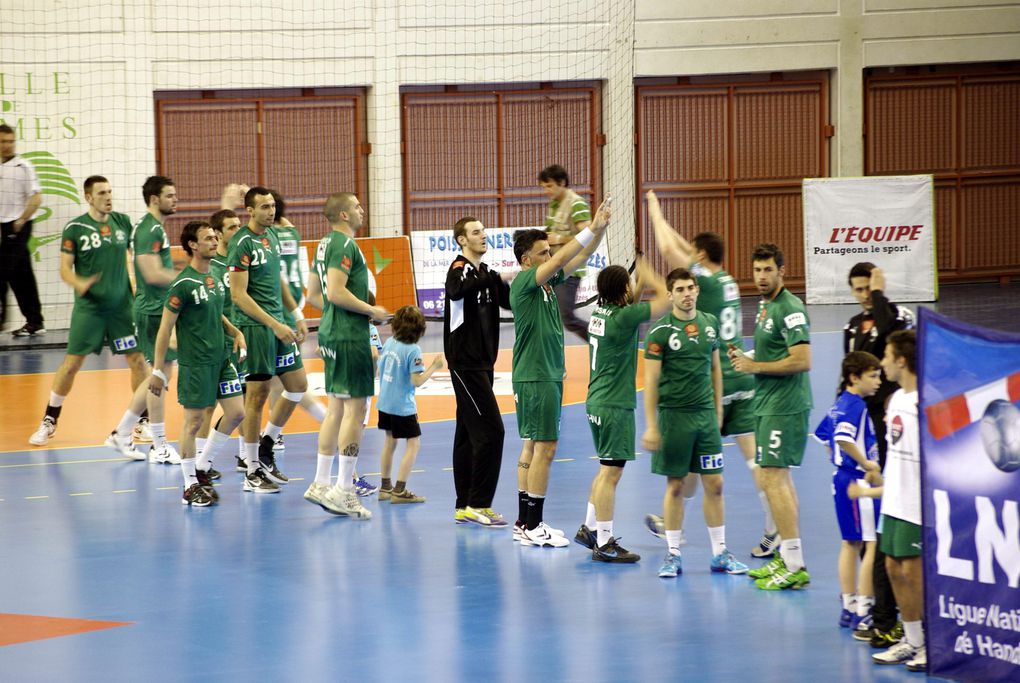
730,243,813,590
539,164,592,342
575,258,668,563
645,190,778,558
642,268,749,579
511,198,611,549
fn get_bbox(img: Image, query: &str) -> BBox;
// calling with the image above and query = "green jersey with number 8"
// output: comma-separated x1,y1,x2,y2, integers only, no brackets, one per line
691,263,753,395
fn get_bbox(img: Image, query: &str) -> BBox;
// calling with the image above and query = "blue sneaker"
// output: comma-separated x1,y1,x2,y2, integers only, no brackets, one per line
850,612,873,631
352,475,378,497
710,549,749,575
839,608,854,628
658,553,682,578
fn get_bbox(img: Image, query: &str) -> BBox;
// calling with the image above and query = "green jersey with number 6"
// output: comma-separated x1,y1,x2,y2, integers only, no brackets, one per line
691,263,753,397
752,288,813,415
164,265,227,365
586,302,652,410
643,310,720,410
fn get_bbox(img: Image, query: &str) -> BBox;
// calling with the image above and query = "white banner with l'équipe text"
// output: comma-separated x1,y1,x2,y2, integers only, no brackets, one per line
409,227,609,317
803,175,937,304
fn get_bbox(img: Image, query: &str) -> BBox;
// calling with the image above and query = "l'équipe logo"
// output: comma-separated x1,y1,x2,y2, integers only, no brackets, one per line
1,70,83,261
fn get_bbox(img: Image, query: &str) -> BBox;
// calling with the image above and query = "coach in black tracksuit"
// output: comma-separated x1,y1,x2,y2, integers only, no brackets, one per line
844,262,915,645
444,217,513,521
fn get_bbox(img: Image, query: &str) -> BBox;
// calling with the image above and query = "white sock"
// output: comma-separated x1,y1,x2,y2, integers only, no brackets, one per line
759,491,777,534
238,437,245,459
707,525,726,556
585,501,597,528
49,392,66,408
841,593,857,611
362,397,372,427
337,455,357,491
244,442,259,474
263,422,282,441
180,458,198,487
595,521,613,548
903,620,924,648
199,428,232,471
780,538,805,572
115,409,142,437
150,422,167,448
857,595,874,616
195,437,207,455
665,530,683,556
304,400,326,423
315,453,334,485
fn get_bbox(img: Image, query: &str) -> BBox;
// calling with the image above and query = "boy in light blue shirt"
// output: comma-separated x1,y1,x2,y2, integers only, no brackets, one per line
377,306,443,503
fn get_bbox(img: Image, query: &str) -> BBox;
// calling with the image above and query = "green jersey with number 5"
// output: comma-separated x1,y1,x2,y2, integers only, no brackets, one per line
691,263,753,396
752,288,813,416
586,302,652,410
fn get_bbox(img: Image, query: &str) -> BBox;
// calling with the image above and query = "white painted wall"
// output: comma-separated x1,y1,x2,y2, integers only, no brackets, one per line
1,0,1017,328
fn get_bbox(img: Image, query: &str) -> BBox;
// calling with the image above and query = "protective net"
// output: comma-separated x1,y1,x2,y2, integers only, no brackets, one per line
1,1,637,329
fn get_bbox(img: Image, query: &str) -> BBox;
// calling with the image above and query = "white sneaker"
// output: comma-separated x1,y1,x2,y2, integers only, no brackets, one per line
541,522,566,538
303,482,330,509
29,417,56,446
133,419,153,444
321,486,372,519
105,432,145,460
149,442,181,465
905,645,927,672
873,640,920,665
513,523,526,542
520,523,570,548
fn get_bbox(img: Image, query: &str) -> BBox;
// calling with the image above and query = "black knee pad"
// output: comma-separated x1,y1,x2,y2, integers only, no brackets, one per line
599,459,626,468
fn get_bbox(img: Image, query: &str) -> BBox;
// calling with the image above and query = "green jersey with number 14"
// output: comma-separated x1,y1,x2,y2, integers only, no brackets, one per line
586,302,652,410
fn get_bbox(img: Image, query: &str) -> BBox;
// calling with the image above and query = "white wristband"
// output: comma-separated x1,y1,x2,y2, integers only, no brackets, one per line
574,228,594,248
291,306,305,322
152,368,168,383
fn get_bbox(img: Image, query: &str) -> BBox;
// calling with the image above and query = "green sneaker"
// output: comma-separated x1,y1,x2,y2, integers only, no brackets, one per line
455,508,469,524
755,567,810,590
747,554,785,579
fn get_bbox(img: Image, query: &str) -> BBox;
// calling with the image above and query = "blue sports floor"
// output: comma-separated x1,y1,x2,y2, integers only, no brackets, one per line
1,283,1017,682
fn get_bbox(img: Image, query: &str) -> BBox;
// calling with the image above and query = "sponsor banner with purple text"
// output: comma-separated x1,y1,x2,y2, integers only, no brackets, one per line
410,228,608,318
919,307,1020,682
803,175,937,304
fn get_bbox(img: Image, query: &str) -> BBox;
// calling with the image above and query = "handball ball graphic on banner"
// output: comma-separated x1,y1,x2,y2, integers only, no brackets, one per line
918,308,1020,683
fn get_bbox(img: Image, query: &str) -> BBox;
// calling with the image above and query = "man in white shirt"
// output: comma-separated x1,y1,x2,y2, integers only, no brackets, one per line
0,124,44,336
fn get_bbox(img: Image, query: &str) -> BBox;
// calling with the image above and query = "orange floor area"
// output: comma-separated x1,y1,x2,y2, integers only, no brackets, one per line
0,346,639,453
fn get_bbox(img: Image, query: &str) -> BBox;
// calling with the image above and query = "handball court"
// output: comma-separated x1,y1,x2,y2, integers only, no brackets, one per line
0,284,1016,682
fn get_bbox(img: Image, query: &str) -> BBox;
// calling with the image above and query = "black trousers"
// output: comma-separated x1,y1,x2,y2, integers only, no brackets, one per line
554,275,588,342
0,219,44,328
871,538,899,631
450,367,505,510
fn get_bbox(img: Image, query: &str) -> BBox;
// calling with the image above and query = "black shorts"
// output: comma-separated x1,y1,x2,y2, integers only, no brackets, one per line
378,410,422,439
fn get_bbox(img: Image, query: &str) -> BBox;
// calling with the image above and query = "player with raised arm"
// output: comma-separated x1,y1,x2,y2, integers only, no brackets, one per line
511,197,612,548
227,187,309,493
730,243,813,590
574,258,669,563
642,268,748,578
149,221,246,506
302,192,387,518
644,190,777,557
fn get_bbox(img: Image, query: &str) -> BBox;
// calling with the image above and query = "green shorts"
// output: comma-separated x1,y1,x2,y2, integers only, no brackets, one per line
721,393,755,436
653,407,723,478
879,515,922,558
240,324,303,378
133,308,177,364
586,405,635,461
755,411,810,468
66,300,139,357
514,381,563,441
177,357,242,409
321,339,375,398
